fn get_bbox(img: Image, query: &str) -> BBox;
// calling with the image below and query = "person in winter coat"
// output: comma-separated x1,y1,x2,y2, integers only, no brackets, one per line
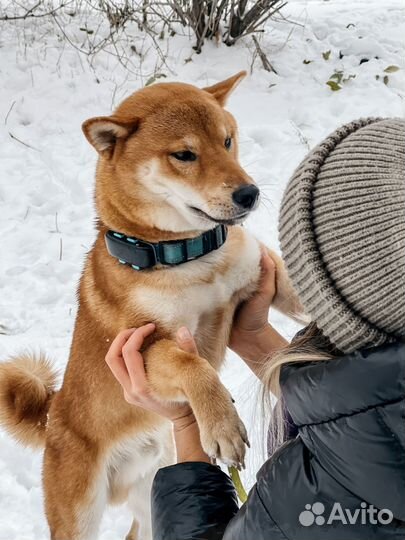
106,118,405,540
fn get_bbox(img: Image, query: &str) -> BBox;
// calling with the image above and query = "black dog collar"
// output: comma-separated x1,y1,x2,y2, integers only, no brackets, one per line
105,225,227,270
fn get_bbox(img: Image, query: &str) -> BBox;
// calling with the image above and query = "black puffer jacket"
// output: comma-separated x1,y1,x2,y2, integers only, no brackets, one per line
151,342,405,539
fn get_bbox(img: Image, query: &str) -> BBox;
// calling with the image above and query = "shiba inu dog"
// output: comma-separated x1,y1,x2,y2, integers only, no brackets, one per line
0,72,302,540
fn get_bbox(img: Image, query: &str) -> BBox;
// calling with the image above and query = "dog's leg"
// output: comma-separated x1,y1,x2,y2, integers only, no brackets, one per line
126,519,139,540
144,339,248,467
124,430,174,540
126,441,175,540
43,432,107,540
127,470,156,540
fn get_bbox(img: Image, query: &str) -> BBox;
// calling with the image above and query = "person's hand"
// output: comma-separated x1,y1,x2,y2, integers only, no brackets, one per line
105,324,198,428
229,249,278,363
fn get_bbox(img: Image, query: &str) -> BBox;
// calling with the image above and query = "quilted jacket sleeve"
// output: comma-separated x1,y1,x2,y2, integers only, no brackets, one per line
151,460,287,540
151,462,239,540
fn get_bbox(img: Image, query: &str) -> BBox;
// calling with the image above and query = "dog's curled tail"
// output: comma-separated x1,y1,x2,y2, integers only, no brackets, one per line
0,353,57,448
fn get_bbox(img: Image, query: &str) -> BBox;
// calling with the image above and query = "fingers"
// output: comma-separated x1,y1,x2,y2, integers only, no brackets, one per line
258,249,277,302
106,346,132,393
105,324,155,394
106,328,137,363
176,326,199,355
260,248,276,278
122,323,156,356
105,328,137,392
122,323,156,388
109,356,134,395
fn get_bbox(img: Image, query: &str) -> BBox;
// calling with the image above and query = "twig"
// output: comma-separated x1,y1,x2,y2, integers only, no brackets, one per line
252,35,277,73
4,100,16,125
8,132,40,151
290,120,311,151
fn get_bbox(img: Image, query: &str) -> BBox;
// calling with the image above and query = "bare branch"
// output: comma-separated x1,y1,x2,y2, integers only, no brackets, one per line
252,35,277,73
0,1,73,21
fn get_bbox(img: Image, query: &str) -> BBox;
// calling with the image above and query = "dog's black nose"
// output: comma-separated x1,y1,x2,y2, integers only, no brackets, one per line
232,185,260,210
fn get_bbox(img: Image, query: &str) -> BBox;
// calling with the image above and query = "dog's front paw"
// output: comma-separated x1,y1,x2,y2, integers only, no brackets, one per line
199,404,249,469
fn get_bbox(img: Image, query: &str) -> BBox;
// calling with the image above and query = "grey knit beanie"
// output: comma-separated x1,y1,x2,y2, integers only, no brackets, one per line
279,118,405,353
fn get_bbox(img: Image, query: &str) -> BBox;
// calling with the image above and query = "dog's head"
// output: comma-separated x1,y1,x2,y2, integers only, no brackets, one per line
83,72,260,237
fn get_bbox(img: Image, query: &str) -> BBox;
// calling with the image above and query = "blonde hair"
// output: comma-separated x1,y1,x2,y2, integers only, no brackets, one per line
262,323,338,453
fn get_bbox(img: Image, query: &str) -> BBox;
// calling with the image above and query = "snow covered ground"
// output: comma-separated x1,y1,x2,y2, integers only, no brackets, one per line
0,0,404,538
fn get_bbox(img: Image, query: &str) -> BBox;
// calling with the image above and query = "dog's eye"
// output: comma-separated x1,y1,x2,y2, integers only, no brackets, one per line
225,137,232,150
171,151,197,162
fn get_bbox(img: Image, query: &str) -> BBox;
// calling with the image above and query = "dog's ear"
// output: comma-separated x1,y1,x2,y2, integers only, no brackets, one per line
203,71,246,106
82,116,138,157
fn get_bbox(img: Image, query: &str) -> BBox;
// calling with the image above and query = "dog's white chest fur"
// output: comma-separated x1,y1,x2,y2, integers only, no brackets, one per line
133,228,261,335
